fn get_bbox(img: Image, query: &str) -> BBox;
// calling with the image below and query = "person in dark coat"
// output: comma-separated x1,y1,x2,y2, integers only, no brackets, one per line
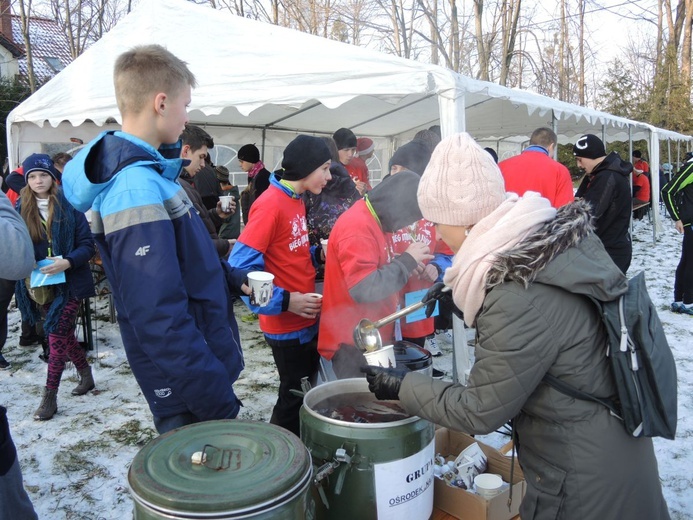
363,133,670,520
238,144,271,225
304,137,362,248
14,154,96,421
179,125,236,258
573,134,632,273
193,154,223,210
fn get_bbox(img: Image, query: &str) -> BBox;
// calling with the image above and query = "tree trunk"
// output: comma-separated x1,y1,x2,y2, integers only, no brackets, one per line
474,0,489,80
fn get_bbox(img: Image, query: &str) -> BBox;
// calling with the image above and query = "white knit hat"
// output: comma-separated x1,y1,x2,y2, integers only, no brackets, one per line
417,132,506,226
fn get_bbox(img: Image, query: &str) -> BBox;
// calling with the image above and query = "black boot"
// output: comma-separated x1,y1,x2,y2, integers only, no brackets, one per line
38,342,50,364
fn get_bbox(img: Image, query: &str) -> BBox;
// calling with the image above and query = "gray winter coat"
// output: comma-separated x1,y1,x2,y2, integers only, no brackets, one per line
398,201,670,520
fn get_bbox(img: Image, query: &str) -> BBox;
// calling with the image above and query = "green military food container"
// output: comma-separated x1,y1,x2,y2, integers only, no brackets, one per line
301,378,435,520
129,419,313,519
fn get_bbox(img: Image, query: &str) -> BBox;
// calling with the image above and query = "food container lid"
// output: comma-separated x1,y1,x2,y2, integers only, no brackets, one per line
128,420,311,516
394,341,432,370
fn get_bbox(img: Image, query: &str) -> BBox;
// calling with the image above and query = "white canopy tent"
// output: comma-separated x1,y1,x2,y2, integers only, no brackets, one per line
6,0,691,235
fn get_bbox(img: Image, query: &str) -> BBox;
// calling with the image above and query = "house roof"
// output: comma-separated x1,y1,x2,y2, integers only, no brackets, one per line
11,15,72,80
0,30,23,57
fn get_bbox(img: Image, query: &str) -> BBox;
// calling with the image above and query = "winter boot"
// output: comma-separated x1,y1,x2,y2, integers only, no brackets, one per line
34,388,58,421
71,367,95,396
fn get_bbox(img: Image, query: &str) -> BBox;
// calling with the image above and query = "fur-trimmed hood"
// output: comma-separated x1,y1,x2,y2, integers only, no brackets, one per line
486,199,628,302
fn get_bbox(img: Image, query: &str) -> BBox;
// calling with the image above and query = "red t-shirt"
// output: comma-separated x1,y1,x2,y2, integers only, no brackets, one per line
240,185,316,334
345,157,372,190
634,159,650,174
499,150,574,208
632,172,650,202
390,219,437,339
318,200,397,359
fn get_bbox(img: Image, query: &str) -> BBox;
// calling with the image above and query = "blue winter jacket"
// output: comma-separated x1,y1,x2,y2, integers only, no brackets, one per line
61,131,244,422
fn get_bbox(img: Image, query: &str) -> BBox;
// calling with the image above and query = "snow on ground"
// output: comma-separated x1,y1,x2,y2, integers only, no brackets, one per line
1,214,692,519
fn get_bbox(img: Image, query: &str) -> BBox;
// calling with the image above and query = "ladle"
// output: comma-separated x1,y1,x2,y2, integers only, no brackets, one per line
353,286,451,352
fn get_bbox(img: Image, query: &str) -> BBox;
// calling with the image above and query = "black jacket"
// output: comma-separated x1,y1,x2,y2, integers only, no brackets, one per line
662,159,693,227
575,152,632,272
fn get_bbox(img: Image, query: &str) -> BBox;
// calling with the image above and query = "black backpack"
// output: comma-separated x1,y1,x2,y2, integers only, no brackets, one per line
544,272,678,439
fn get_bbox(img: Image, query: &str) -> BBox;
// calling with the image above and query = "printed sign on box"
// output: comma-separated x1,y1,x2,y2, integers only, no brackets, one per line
373,438,435,519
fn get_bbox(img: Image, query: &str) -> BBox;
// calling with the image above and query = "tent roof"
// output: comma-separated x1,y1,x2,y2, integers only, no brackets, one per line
7,0,690,155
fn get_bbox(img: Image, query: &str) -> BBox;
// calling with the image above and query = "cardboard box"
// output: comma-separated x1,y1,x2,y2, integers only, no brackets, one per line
434,429,526,520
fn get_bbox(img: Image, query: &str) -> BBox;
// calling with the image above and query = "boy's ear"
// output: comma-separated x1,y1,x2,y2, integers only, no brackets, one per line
181,144,191,158
154,92,168,116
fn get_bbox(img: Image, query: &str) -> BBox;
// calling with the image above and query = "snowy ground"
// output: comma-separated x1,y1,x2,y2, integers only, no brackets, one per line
1,214,692,519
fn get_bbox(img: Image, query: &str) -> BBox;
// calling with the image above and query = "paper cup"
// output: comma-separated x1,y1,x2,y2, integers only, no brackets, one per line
320,239,328,256
219,195,234,212
247,271,274,307
474,473,503,499
364,344,396,369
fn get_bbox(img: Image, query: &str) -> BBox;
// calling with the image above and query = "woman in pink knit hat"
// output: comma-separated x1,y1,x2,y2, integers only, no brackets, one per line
362,133,670,520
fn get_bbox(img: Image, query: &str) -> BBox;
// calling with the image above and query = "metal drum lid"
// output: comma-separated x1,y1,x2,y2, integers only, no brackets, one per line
128,420,311,517
394,341,432,371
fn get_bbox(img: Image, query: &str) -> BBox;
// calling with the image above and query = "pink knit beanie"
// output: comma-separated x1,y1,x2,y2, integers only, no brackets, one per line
417,132,506,226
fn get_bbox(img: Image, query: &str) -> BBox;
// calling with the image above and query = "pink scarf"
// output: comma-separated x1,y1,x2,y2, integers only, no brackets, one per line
444,192,557,326
248,161,265,179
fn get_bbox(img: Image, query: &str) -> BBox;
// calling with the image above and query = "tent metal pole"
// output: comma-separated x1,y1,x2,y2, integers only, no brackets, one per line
551,111,558,160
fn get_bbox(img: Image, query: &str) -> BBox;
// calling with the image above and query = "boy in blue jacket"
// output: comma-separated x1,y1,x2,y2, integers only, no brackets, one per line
62,44,245,434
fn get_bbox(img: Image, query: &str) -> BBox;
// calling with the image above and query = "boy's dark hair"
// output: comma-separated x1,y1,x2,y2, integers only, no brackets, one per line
320,136,340,163
180,125,214,151
633,150,643,158
52,152,73,169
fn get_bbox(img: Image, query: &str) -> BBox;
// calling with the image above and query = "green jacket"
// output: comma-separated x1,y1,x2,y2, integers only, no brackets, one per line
399,201,670,520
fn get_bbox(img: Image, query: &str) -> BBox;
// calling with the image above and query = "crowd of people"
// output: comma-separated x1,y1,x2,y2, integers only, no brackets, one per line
1,43,690,519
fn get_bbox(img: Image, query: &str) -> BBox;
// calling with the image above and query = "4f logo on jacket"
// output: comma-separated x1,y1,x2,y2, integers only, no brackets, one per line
135,245,151,256
154,388,172,398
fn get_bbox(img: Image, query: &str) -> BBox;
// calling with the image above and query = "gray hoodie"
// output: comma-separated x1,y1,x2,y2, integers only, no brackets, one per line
0,192,34,280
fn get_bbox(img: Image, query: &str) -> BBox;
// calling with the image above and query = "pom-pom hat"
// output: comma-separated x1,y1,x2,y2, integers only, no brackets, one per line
417,133,506,226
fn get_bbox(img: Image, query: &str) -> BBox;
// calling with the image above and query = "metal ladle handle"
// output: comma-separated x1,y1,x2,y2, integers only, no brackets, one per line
354,286,451,352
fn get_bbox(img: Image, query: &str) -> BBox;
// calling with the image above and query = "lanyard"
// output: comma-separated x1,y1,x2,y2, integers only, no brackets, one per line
364,195,382,229
40,218,52,257
279,178,299,198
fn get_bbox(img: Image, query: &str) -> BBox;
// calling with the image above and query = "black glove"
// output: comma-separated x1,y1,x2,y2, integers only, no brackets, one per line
360,365,409,400
422,282,464,320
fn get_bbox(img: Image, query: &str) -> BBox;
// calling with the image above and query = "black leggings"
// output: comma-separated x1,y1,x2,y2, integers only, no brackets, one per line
675,226,693,304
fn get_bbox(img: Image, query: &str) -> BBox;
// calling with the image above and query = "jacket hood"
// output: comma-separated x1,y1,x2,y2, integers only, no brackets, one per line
486,199,628,302
62,131,185,212
593,151,632,178
368,169,422,232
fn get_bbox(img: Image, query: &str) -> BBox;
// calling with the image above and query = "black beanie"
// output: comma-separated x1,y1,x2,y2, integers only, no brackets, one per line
388,139,432,175
573,134,606,159
333,128,357,150
281,135,331,181
368,170,423,232
238,144,260,164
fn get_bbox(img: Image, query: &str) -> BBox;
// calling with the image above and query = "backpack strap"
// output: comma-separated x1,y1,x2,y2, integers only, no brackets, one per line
542,373,623,421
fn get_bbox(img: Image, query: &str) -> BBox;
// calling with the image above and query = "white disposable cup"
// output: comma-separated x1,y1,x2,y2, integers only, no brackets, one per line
474,473,504,499
363,344,396,369
320,239,328,256
219,195,234,212
247,271,274,307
